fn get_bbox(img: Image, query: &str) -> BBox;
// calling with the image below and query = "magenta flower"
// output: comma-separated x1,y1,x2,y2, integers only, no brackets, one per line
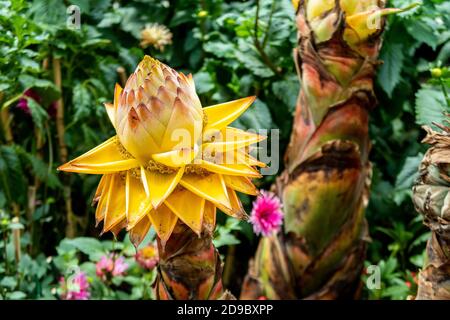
59,271,90,300
16,89,41,114
96,254,128,280
16,89,58,118
249,191,284,236
135,244,159,270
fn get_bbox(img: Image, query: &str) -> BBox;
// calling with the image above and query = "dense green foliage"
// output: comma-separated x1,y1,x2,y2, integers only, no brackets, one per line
0,0,449,299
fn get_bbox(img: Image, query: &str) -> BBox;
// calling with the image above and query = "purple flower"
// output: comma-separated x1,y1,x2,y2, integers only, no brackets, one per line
59,271,90,300
96,254,128,280
16,89,41,114
16,89,58,118
249,191,284,236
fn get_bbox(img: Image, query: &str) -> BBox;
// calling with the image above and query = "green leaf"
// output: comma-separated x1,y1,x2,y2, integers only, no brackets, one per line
18,75,60,99
60,237,104,260
72,83,92,122
9,291,27,300
193,72,215,94
415,87,448,127
0,146,26,204
170,10,194,27
378,42,405,97
272,75,299,112
406,19,439,50
26,98,49,132
232,99,273,130
395,154,423,190
203,41,235,59
0,276,17,289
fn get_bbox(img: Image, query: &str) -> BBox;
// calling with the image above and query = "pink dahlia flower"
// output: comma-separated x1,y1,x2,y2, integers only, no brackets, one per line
249,191,284,236
59,271,90,300
135,244,159,270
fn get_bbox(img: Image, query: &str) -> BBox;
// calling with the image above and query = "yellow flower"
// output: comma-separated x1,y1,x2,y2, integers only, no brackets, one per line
58,56,266,247
140,24,173,52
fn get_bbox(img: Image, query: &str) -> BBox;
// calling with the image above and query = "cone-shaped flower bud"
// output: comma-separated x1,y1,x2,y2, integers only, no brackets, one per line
115,56,203,164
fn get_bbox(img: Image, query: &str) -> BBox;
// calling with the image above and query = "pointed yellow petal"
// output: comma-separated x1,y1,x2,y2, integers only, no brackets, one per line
180,173,231,209
222,188,247,219
110,219,127,238
197,159,261,177
223,175,258,196
114,83,123,110
140,166,150,197
142,167,185,209
103,174,127,233
104,103,116,130
152,145,199,168
345,5,418,44
58,137,139,174
164,189,204,235
95,174,112,225
126,171,152,229
236,149,267,167
203,201,216,235
203,96,256,131
129,216,152,248
202,128,265,154
148,204,178,246
93,175,107,205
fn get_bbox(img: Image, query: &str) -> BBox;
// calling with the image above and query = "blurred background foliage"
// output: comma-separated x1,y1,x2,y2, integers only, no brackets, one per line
0,0,449,299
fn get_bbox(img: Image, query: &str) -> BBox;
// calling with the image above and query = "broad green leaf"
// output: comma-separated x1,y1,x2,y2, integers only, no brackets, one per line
377,42,405,97
72,83,92,122
406,19,439,50
415,87,448,126
272,75,299,112
232,99,273,131
395,154,423,190
193,72,215,94
27,98,49,132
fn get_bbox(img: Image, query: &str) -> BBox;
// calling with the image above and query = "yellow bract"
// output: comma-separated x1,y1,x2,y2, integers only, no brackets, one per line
58,55,266,247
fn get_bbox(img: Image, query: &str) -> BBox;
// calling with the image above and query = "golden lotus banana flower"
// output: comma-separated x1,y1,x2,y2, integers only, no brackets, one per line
58,56,266,247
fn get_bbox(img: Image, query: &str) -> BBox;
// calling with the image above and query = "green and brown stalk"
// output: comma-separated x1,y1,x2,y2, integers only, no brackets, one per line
413,123,450,300
241,0,412,299
155,221,225,300
53,56,77,238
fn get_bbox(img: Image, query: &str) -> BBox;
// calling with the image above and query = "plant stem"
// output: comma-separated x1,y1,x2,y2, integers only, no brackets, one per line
3,230,9,274
253,0,282,76
155,221,225,300
262,0,276,49
12,217,21,264
53,56,76,238
222,244,236,288
0,92,14,145
0,93,20,220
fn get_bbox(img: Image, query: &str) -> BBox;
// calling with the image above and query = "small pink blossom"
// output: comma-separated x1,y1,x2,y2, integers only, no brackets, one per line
112,256,128,276
59,271,90,300
96,254,128,280
249,191,284,236
135,244,159,270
